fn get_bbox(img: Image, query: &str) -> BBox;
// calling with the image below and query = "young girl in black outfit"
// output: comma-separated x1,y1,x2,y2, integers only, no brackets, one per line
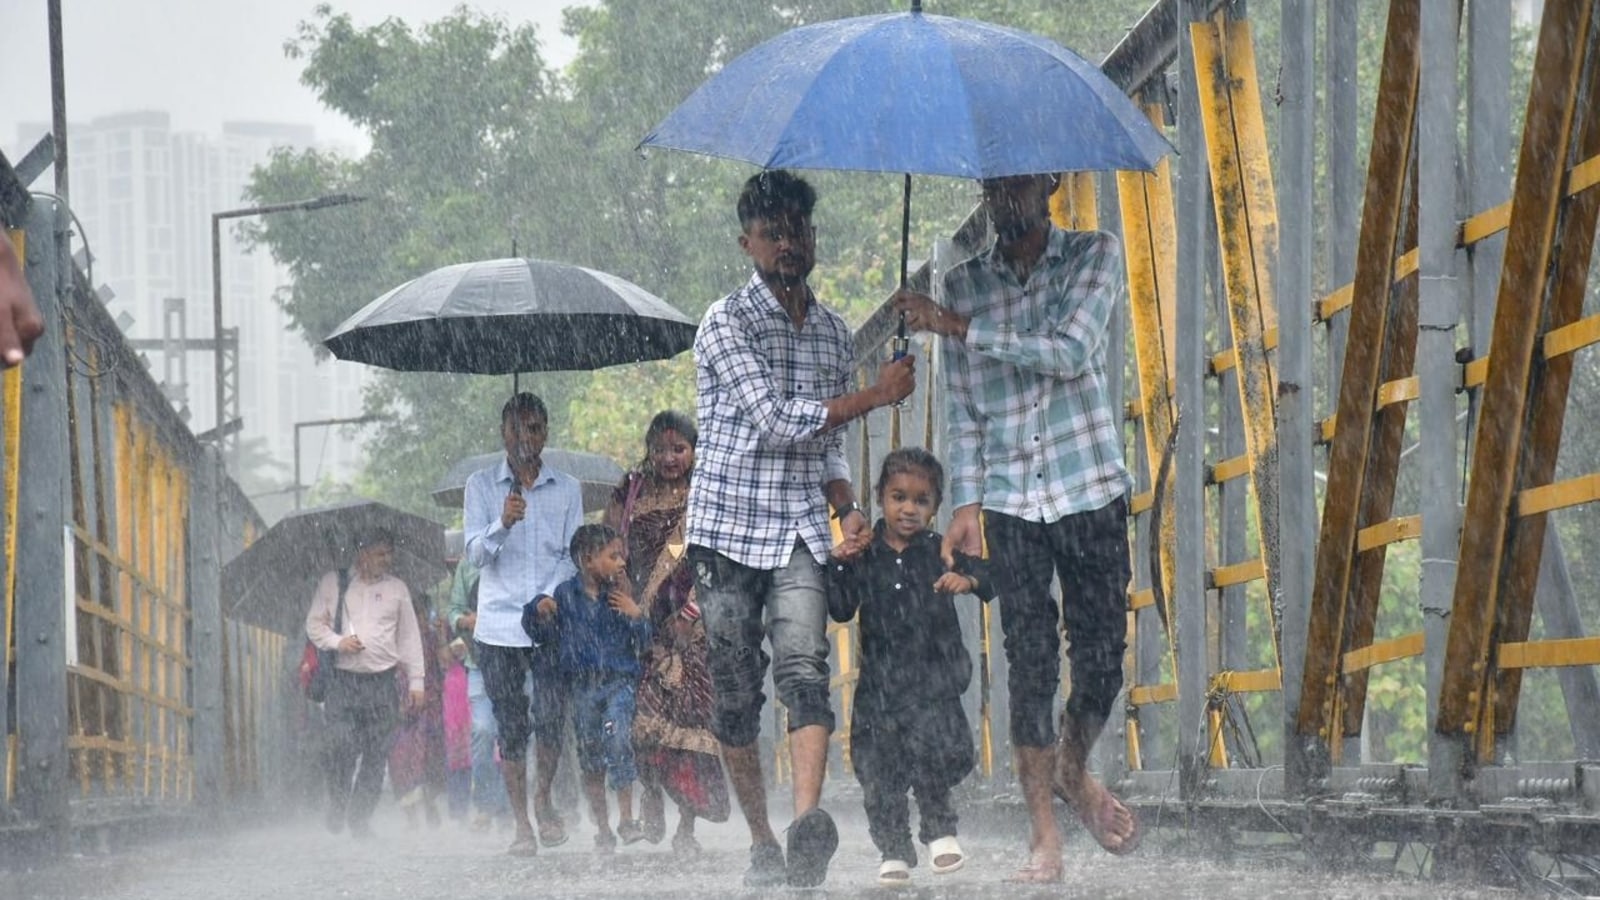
826,447,992,887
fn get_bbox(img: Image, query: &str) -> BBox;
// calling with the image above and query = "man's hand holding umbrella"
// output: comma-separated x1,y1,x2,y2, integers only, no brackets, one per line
893,288,968,342
502,491,527,530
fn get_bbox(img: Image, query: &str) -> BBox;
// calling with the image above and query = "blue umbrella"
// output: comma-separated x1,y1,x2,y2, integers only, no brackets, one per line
640,0,1172,345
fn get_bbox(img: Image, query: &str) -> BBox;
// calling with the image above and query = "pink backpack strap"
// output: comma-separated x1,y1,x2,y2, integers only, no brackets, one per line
620,471,645,539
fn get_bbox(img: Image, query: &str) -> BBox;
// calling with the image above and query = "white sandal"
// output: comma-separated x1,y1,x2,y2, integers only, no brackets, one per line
877,859,912,887
928,836,965,874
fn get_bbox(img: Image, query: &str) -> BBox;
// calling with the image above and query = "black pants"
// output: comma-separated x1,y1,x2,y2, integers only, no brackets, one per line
985,496,1131,747
851,697,973,865
476,641,568,763
324,668,399,829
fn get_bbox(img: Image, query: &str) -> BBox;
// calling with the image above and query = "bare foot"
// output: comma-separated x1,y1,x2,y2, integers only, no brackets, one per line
1003,855,1064,884
1056,776,1140,855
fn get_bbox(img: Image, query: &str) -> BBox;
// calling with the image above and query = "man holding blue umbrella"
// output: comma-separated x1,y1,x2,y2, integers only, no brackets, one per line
896,173,1139,882
687,170,915,889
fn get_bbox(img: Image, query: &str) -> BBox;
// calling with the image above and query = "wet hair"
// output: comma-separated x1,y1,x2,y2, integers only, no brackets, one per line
641,409,698,476
501,391,548,427
355,526,394,550
737,170,816,231
646,409,697,451
874,447,945,509
570,522,621,565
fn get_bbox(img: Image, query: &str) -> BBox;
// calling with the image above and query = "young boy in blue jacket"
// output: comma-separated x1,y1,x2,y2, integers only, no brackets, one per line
527,523,651,852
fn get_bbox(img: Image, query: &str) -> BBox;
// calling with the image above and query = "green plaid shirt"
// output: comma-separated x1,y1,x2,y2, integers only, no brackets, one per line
941,226,1131,521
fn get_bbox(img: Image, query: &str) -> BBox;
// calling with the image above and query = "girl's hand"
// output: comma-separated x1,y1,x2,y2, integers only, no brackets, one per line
535,595,557,618
608,586,643,620
933,572,978,595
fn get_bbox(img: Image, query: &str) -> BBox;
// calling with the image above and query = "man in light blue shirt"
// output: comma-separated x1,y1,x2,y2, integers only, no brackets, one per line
464,392,583,857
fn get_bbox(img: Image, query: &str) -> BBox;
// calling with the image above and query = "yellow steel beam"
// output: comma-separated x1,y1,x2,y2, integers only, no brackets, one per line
1129,588,1156,610
1129,490,1154,515
1051,172,1100,232
1571,151,1600,194
1318,416,1337,444
1214,667,1282,693
1317,285,1354,323
1458,314,1600,395
1517,473,1600,517
1341,176,1424,744
1441,0,1600,759
1317,247,1421,320
1210,325,1279,375
979,602,994,778
1376,375,1420,407
1456,150,1599,247
1542,312,1600,359
1210,558,1265,589
1129,682,1178,706
1357,514,1422,552
1210,453,1250,485
152,448,171,800
1206,706,1230,767
1192,18,1282,671
113,404,135,793
1300,0,1422,754
2,230,20,802
1497,637,1600,669
1460,203,1514,247
1125,713,1143,771
1319,151,1599,325
1342,632,1425,673
1115,98,1181,755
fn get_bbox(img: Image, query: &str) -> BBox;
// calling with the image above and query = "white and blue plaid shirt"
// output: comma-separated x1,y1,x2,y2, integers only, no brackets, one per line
942,226,1131,522
686,272,854,570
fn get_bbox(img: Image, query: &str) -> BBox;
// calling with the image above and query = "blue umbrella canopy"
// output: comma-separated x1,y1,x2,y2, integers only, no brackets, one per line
324,257,697,375
639,5,1173,178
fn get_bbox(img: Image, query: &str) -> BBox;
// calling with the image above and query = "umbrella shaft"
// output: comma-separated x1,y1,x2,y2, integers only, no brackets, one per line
899,173,913,288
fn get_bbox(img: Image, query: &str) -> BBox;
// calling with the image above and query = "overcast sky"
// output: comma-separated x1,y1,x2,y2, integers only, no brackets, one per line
2,0,583,155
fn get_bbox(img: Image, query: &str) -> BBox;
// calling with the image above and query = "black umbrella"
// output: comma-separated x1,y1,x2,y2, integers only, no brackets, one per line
322,257,698,375
430,449,624,515
221,499,447,636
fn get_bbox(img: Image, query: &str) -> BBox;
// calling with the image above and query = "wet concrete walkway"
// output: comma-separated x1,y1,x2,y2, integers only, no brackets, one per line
3,796,1536,900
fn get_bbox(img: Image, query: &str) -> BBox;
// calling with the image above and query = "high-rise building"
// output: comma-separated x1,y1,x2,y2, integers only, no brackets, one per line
12,113,371,516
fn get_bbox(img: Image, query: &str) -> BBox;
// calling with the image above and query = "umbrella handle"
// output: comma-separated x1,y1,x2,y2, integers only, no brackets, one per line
892,172,912,411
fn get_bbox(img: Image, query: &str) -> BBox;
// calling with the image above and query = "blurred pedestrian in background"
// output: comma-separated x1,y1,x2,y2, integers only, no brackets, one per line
304,528,425,838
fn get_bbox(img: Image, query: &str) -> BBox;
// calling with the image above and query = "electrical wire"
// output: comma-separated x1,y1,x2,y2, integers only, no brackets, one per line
29,190,123,380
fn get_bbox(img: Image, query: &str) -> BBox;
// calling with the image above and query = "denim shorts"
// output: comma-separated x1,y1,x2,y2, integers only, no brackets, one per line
689,541,834,747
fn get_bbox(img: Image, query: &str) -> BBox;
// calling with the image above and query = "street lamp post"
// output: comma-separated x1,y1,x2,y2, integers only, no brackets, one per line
294,414,379,510
211,193,365,472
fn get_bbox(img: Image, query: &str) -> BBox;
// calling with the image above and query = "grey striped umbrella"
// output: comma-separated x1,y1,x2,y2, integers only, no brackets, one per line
324,257,697,374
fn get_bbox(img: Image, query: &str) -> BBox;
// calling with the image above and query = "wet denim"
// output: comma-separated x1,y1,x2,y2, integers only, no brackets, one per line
571,676,638,790
466,667,509,817
691,542,834,747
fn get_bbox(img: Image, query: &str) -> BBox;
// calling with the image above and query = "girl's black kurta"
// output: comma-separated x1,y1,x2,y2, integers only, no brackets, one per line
825,524,992,713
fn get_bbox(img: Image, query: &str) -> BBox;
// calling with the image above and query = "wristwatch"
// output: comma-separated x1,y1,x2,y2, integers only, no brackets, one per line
831,501,863,520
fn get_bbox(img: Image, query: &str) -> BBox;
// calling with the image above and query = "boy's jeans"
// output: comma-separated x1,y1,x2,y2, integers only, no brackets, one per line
467,667,509,817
